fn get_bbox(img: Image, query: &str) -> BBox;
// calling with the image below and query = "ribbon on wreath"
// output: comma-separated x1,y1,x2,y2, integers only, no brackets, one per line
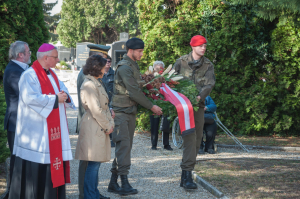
160,83,195,136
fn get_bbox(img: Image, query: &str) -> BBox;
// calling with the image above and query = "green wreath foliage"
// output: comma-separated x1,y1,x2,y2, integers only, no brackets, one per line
137,0,300,136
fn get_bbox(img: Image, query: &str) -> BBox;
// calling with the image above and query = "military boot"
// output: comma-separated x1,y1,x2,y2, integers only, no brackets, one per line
118,175,138,196
107,173,120,193
182,170,197,190
180,170,185,187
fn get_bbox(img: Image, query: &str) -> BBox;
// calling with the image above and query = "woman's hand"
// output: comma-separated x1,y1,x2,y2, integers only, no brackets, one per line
106,126,114,134
110,109,115,119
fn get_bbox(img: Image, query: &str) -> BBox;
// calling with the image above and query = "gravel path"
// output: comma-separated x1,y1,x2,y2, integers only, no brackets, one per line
66,109,300,199
66,109,216,199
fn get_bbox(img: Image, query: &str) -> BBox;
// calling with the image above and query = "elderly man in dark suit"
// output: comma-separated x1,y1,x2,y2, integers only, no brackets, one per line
3,40,31,198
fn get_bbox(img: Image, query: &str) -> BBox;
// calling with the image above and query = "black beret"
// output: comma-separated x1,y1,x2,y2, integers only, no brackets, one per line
126,38,144,49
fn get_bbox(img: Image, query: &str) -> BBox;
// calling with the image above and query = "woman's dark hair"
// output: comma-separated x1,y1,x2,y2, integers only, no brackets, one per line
83,55,107,76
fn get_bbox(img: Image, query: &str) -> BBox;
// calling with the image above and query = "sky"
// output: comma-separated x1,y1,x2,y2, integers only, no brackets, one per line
45,0,63,16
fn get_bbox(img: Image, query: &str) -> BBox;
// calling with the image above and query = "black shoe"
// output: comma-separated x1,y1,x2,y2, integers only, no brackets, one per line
198,149,205,154
118,175,138,196
99,193,110,199
111,140,115,148
164,145,173,151
180,170,185,187
151,146,157,150
107,173,120,193
182,170,197,190
207,149,216,154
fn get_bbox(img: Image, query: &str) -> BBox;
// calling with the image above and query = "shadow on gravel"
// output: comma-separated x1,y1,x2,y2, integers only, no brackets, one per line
195,158,300,199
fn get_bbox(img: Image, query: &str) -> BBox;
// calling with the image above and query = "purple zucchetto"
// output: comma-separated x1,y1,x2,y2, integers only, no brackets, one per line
37,43,55,52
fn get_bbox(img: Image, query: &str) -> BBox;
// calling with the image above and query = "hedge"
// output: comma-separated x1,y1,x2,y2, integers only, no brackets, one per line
137,0,300,136
0,0,49,163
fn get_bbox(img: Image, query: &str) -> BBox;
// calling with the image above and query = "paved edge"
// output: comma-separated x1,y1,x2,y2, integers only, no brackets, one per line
217,144,300,151
192,171,226,198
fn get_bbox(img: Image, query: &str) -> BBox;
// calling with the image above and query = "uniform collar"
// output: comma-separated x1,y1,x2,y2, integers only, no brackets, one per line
123,54,140,70
187,52,204,69
106,67,114,75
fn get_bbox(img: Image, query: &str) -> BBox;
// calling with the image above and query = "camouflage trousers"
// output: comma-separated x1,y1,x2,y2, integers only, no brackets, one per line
180,107,204,171
111,112,136,175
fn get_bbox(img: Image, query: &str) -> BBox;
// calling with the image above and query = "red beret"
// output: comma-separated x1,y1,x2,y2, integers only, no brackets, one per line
190,35,207,47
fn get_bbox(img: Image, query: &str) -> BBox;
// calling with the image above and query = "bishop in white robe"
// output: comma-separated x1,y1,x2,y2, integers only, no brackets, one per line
9,43,75,199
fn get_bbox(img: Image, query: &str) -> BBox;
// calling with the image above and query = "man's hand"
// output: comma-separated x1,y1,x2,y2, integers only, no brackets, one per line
204,106,207,111
110,109,115,119
196,96,201,102
57,91,68,103
106,126,114,135
151,105,163,115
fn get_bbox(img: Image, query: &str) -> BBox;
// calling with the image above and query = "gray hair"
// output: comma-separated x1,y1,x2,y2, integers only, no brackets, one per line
36,47,58,59
9,41,29,60
153,61,165,68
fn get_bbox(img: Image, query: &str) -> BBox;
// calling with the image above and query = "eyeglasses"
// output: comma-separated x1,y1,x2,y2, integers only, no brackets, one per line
24,51,31,55
47,56,59,59
107,61,111,63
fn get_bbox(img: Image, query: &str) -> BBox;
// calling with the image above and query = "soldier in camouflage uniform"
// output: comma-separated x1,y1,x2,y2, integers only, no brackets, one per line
108,38,163,196
173,35,216,190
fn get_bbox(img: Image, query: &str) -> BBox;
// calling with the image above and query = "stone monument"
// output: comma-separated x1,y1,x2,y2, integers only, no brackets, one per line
76,42,92,70
120,32,129,41
110,32,129,69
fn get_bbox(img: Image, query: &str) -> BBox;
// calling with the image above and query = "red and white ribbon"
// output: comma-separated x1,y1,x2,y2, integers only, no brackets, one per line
160,83,195,136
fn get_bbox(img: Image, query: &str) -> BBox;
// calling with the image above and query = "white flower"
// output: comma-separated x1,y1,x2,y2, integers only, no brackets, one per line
161,64,172,76
167,69,175,78
171,75,184,81
149,65,154,73
154,72,159,76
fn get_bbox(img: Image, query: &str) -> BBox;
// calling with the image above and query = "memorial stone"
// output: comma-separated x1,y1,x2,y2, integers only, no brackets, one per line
120,32,129,41
57,46,71,62
76,42,92,70
110,33,129,69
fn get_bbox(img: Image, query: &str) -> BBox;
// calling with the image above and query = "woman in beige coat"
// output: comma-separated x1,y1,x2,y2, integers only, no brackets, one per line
75,55,114,199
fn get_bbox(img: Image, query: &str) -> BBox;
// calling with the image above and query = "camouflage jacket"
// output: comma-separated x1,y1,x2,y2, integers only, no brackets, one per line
173,52,215,106
111,54,153,114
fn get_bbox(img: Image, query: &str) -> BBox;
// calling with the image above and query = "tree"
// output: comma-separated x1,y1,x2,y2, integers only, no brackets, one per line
231,0,300,21
43,0,61,42
57,0,140,47
0,0,49,163
137,0,300,136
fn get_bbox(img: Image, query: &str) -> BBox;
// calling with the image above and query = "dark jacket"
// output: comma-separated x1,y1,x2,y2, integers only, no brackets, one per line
112,54,153,114
204,96,217,120
3,61,26,131
99,67,114,103
76,69,86,134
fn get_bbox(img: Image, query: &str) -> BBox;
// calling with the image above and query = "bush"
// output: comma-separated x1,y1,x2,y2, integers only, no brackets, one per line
137,0,300,136
0,0,50,76
0,0,49,163
0,85,9,163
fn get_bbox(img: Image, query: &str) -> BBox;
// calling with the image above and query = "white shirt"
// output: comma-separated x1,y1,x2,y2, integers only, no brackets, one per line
13,68,75,164
11,60,29,70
